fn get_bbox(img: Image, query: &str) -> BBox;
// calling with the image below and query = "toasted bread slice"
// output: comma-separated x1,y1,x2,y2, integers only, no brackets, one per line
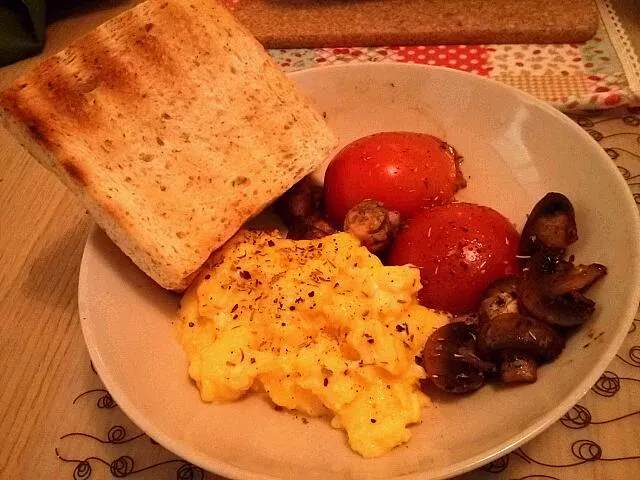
0,0,336,291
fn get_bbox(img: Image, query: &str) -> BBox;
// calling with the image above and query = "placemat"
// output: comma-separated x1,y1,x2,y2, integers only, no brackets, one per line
2,1,637,111
223,0,640,111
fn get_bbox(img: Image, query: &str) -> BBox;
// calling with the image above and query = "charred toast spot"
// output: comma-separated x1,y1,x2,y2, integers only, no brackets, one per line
46,39,143,111
62,161,88,186
232,176,249,187
48,80,91,122
27,121,53,148
0,89,57,149
76,75,100,94
132,28,177,75
12,57,97,128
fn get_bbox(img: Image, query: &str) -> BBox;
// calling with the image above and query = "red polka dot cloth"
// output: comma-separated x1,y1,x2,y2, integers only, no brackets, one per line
389,46,491,76
222,0,639,111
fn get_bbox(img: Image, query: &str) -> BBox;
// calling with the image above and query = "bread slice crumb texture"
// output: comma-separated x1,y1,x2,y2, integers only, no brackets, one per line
0,0,336,291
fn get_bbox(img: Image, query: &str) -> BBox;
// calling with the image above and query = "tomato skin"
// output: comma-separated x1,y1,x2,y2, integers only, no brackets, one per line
388,203,520,315
323,132,460,227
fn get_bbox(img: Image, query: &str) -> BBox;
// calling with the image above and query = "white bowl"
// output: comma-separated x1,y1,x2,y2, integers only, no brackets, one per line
78,64,640,479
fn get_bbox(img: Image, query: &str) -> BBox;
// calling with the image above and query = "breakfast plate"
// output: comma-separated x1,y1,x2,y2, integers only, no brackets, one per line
78,63,640,479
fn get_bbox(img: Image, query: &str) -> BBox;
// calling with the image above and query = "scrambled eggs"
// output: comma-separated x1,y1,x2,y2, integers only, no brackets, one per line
177,229,448,457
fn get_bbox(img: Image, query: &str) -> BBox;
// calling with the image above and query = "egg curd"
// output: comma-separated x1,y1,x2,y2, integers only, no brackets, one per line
177,229,448,457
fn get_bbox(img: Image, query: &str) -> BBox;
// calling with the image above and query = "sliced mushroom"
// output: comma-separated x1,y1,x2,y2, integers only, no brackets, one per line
478,313,565,358
343,199,401,254
422,322,496,394
274,176,323,227
546,261,608,296
518,253,607,327
273,176,338,240
287,217,337,240
480,276,519,322
477,312,565,384
519,192,578,258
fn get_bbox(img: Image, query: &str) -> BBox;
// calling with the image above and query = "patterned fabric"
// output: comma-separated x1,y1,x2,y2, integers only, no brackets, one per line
222,0,639,111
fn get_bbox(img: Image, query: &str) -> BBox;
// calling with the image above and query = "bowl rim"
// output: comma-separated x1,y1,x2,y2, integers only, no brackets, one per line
78,62,640,480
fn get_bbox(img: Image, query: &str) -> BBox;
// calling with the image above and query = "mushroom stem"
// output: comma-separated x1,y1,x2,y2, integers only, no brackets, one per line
500,351,538,383
480,276,519,322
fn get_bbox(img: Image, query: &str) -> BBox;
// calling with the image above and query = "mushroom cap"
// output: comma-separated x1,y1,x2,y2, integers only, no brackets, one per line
544,261,608,296
518,253,606,327
500,351,538,383
422,322,495,394
343,199,400,254
519,192,578,258
477,312,565,361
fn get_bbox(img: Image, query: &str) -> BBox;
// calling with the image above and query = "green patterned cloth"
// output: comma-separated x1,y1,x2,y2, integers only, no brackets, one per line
0,0,47,66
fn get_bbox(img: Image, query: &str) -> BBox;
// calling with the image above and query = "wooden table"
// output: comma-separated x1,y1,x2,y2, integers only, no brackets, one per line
1,1,639,479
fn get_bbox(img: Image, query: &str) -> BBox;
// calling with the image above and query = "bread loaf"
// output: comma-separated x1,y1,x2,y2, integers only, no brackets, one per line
0,0,336,291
